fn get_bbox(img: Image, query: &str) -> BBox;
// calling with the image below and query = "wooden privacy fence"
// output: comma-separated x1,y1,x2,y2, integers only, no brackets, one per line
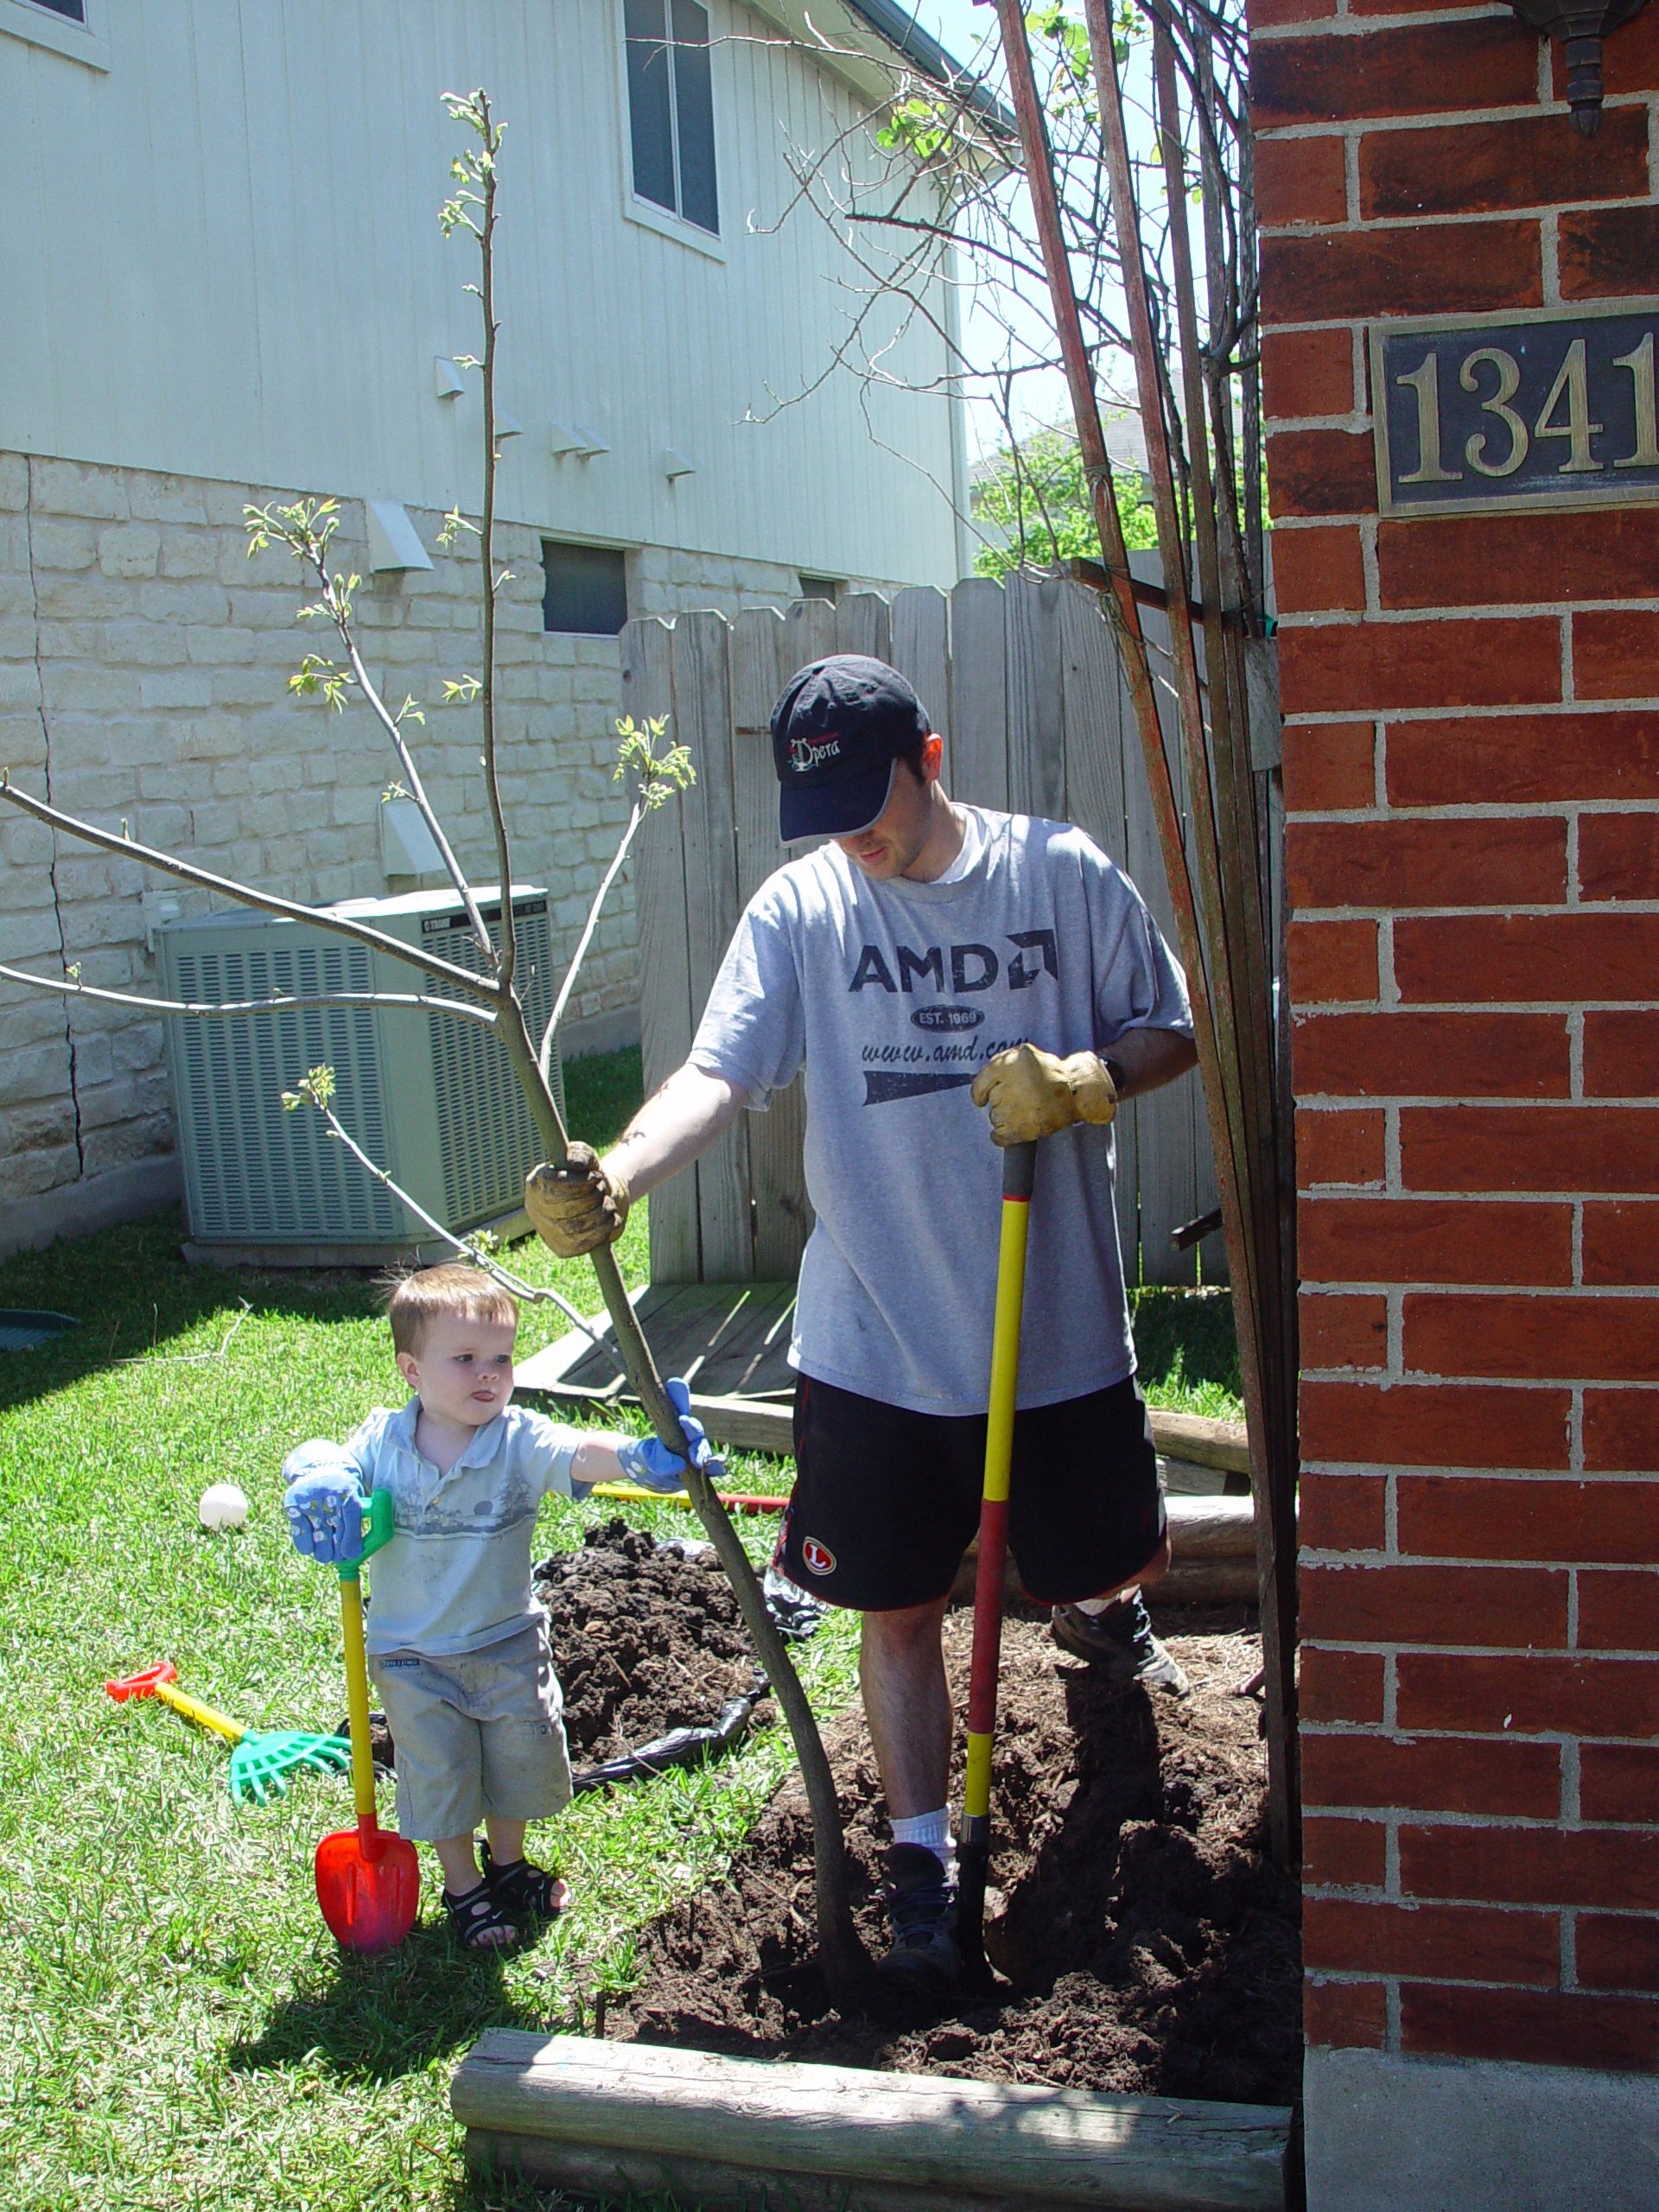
620,569,1227,1288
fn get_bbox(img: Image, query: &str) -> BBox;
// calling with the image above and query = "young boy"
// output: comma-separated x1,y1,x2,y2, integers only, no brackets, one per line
283,1262,709,1950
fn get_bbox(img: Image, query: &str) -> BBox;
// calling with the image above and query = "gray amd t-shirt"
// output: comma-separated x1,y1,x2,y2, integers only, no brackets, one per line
690,806,1193,1415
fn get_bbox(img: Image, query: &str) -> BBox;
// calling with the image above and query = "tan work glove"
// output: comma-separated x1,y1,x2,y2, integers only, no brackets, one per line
969,1043,1118,1147
524,1142,631,1256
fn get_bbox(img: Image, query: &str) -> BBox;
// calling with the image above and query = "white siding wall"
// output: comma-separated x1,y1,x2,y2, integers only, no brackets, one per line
0,0,961,591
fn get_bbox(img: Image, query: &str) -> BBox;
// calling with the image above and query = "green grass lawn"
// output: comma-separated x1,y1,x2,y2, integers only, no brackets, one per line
0,1048,1240,2211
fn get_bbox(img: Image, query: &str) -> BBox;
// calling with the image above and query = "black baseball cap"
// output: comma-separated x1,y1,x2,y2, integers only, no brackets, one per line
771,654,931,842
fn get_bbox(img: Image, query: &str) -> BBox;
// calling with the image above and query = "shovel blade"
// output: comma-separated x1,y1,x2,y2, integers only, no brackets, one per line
315,1826,420,1954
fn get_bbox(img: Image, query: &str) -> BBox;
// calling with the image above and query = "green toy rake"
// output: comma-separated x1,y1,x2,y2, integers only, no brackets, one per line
105,1659,352,1806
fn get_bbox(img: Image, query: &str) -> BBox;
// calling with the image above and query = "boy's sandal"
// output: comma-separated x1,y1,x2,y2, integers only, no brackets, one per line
481,1840,569,1920
442,1877,519,1951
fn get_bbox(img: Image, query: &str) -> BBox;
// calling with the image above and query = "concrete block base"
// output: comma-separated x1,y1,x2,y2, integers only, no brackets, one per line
1306,2046,1659,2212
0,1154,181,1260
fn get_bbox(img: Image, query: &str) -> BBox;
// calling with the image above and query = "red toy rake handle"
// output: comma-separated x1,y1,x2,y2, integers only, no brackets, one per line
105,1660,179,1701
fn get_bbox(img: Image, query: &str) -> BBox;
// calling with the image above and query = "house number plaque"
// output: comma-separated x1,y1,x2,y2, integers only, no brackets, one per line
1371,307,1659,518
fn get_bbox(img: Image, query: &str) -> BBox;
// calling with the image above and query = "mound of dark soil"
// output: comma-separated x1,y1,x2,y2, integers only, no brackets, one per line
534,1519,769,1766
613,1606,1301,2107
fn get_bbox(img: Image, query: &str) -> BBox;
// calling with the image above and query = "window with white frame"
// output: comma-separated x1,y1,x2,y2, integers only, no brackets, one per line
622,0,719,236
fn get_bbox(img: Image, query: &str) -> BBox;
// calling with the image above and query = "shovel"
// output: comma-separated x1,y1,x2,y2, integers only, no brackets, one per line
314,1487,420,1954
957,1138,1038,1984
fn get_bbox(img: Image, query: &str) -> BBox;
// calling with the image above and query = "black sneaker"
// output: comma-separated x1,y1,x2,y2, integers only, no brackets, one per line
1051,1592,1190,1694
879,1844,960,1997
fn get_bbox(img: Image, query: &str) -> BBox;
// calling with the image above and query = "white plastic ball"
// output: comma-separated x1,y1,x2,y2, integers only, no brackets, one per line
199,1482,249,1531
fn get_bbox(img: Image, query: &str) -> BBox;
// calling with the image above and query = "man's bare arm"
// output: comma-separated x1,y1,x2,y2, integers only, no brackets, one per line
602,1062,750,1199
525,1061,750,1257
1107,1027,1198,1100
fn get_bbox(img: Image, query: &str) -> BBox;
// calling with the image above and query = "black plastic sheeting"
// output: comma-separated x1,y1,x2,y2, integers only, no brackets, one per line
570,1671,769,1793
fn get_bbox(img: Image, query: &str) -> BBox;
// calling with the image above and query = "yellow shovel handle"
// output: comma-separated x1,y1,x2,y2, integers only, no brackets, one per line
338,1578,378,1827
152,1678,245,1745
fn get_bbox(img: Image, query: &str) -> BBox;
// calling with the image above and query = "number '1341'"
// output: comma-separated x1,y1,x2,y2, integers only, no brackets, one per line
1397,335,1659,485
1380,311,1659,508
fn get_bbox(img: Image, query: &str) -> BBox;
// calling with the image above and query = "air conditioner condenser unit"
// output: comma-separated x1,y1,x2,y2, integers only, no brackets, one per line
156,886,565,1261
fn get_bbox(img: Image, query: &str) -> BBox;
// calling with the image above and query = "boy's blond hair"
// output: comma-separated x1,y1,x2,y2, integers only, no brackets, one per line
385,1263,519,1358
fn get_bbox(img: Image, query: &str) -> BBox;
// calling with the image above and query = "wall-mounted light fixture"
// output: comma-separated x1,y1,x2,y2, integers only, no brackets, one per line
1508,0,1649,134
435,357,467,399
662,448,696,481
495,407,524,439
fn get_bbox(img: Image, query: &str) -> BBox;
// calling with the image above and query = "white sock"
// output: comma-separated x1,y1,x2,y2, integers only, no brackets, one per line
892,1808,956,1873
1076,1586,1137,1617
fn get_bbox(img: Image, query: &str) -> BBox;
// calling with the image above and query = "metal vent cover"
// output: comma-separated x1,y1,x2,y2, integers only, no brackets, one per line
423,895,563,1228
169,941,401,1243
161,891,569,1248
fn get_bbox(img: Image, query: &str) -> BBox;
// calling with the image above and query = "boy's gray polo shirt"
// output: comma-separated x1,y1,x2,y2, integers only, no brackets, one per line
334,1401,580,1657
690,806,1192,1416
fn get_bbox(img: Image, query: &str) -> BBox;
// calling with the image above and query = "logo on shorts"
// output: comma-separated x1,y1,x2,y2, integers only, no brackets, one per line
801,1536,836,1577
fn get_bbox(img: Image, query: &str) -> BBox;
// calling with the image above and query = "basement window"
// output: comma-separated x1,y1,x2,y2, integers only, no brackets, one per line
623,0,719,237
542,541,629,637
798,575,842,604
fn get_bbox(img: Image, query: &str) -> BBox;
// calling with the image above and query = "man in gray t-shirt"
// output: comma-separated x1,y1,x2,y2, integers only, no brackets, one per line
527,654,1198,1998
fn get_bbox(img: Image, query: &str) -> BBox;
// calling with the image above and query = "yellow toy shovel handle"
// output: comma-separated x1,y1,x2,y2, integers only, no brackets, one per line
336,1490,397,1829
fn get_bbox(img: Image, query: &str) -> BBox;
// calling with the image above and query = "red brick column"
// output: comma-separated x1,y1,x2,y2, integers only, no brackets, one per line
1249,2,1659,2198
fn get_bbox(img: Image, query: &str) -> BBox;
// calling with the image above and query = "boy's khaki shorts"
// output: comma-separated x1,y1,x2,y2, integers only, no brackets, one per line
367,1618,573,1842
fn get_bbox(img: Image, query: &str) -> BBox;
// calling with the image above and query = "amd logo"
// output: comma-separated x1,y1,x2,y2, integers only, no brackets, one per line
849,930,1058,995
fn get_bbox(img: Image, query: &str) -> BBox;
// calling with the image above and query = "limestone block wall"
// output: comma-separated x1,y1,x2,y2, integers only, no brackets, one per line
0,448,875,1247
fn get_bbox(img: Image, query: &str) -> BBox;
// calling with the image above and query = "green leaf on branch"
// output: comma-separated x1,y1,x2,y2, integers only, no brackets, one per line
281,1065,337,1112
437,506,481,550
243,497,340,569
613,715,695,811
876,92,961,162
289,654,352,711
442,676,484,705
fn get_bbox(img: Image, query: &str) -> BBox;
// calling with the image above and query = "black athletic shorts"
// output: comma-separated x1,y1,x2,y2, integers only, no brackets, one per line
775,1371,1167,1613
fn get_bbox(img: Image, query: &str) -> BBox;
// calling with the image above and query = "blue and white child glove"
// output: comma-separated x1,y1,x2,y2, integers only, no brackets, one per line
616,1376,715,1493
282,1440,367,1565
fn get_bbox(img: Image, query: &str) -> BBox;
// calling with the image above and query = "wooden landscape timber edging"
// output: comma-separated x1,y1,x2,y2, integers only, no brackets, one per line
954,1491,1263,1607
620,575,1229,1294
452,2032,1291,2212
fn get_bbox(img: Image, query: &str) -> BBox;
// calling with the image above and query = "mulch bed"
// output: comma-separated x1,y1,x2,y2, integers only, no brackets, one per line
520,1522,1301,2106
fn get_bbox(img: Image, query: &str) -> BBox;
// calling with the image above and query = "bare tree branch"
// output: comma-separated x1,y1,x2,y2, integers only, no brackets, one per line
0,963,499,1028
0,775,499,1001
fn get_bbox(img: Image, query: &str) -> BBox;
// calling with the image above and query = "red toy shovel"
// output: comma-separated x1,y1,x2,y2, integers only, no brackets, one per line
315,1489,419,1953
